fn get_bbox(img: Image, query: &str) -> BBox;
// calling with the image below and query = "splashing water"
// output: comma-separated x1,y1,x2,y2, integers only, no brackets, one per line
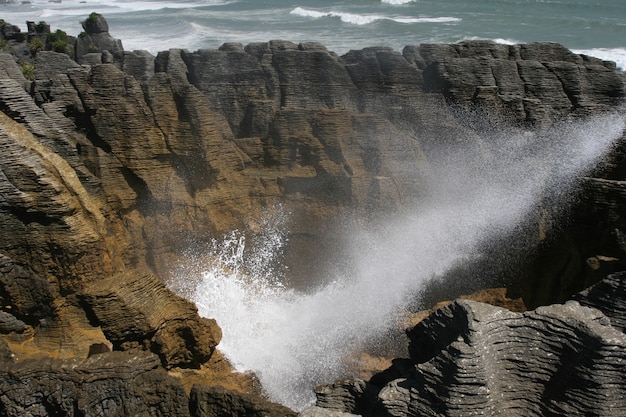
186,111,625,410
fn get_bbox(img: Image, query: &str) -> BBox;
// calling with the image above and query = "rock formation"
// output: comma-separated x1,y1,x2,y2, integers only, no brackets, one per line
307,272,626,416
0,13,624,417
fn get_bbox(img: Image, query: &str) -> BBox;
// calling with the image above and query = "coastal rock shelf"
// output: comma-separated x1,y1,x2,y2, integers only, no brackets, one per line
0,13,625,416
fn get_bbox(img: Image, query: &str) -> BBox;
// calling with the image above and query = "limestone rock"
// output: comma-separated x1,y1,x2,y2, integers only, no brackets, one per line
299,407,360,417
0,89,115,293
313,379,377,415
81,273,221,368
313,273,626,416
5,31,623,294
0,52,28,89
189,384,297,417
81,13,110,34
0,350,190,417
0,15,626,416
0,336,12,363
0,311,27,333
0,253,55,323
76,14,124,64
574,271,626,332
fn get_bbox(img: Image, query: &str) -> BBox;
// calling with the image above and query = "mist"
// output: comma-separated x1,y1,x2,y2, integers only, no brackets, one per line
178,111,625,410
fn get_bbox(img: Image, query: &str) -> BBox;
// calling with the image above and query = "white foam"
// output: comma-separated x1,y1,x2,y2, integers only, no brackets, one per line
2,0,227,27
185,111,626,411
396,16,461,23
290,7,381,25
381,0,415,4
573,47,626,71
290,7,460,26
460,36,523,45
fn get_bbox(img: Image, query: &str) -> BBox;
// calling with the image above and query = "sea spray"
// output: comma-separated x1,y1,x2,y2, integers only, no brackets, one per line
186,111,625,410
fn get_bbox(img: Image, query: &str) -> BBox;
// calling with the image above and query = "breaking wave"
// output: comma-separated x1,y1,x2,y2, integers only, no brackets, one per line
290,7,461,26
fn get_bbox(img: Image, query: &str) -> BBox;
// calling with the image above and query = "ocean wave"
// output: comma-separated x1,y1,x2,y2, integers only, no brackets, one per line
573,48,626,71
120,19,203,53
20,0,224,19
381,0,415,5
290,7,460,26
98,0,212,13
461,36,523,45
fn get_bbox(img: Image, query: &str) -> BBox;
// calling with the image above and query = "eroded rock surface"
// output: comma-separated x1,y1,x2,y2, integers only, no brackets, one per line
311,272,626,416
81,273,221,368
0,351,190,417
190,384,297,417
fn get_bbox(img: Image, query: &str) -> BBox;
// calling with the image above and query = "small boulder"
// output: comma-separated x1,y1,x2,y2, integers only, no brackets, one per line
81,273,221,368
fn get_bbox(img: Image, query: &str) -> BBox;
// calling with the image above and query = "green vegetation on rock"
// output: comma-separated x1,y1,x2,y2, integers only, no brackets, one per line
20,61,34,80
29,37,44,55
47,29,68,53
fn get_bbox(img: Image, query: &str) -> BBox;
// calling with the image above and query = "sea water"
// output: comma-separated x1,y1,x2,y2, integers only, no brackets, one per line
1,0,625,69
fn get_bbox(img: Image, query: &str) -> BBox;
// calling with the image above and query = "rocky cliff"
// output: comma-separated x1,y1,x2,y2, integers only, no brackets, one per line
0,13,625,416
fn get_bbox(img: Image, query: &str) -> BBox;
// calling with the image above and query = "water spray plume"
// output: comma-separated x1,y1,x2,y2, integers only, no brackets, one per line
182,111,625,410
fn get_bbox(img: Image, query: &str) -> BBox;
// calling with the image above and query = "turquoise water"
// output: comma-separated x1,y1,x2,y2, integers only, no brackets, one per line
2,0,625,67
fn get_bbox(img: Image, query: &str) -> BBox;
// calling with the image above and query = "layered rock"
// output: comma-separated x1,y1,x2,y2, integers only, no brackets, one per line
0,351,190,417
190,384,297,417
81,273,221,368
3,18,624,292
310,272,626,416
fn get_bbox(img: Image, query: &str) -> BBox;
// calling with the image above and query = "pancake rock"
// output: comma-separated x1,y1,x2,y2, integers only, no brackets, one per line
310,272,626,416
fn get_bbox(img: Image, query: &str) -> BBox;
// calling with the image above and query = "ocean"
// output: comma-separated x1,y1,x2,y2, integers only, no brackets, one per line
1,0,625,69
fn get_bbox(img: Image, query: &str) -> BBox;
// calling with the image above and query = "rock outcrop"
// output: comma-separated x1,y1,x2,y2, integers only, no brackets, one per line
81,273,221,368
0,351,190,416
0,14,625,417
310,272,626,416
190,384,297,417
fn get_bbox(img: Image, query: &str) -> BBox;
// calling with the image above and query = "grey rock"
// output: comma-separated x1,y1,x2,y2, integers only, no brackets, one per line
299,406,360,417
190,384,297,417
122,49,155,83
0,52,28,88
0,350,190,417
76,15,123,65
314,273,626,417
0,310,27,333
81,13,110,34
574,271,626,332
